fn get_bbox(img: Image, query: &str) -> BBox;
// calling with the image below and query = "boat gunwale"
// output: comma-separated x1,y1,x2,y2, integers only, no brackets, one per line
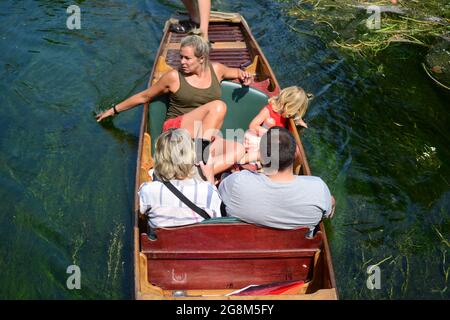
133,19,173,299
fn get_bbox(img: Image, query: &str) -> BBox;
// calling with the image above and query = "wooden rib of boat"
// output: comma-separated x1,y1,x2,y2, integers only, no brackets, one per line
133,11,338,300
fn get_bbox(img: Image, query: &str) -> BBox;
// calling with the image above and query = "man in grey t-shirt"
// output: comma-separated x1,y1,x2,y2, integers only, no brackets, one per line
219,126,335,231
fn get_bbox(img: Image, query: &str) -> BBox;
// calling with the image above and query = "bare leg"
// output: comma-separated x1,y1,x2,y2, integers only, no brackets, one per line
210,137,245,175
181,0,197,20
238,150,260,165
180,100,226,140
197,0,210,40
181,0,210,40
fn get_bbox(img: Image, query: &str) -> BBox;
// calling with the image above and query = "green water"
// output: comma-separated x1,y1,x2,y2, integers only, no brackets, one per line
0,0,448,299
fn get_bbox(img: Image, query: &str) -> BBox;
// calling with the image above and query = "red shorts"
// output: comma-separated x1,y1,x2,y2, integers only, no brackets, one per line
162,115,183,132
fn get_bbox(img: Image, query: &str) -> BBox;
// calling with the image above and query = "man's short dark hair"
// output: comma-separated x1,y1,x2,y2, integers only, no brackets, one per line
260,126,297,171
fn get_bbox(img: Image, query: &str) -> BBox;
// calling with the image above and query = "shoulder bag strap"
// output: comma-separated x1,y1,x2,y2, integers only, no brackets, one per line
162,180,211,220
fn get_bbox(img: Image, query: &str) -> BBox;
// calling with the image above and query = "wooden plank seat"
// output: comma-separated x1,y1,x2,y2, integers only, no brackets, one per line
166,48,252,69
140,222,323,290
168,22,246,43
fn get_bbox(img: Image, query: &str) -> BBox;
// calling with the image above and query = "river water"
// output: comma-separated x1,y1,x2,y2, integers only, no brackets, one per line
0,0,448,299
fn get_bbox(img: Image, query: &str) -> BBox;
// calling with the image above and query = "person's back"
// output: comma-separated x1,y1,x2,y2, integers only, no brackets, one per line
219,170,332,231
140,177,221,228
219,126,334,231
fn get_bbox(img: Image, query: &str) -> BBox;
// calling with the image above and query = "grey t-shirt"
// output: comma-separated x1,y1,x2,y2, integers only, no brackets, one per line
219,170,332,230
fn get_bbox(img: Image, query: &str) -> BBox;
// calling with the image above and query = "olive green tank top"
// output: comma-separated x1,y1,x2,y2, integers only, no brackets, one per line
167,64,222,120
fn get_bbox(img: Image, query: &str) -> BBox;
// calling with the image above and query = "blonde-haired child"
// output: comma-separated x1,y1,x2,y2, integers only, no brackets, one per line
240,86,311,165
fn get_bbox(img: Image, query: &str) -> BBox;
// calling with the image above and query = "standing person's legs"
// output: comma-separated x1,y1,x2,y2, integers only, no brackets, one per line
181,0,210,40
196,0,210,41
181,0,197,20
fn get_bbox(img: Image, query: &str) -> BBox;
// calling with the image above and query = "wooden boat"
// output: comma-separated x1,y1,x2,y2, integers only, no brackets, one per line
133,12,338,300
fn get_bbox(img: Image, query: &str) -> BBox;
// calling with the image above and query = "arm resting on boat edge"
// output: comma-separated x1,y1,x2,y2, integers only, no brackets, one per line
213,62,253,86
95,70,176,122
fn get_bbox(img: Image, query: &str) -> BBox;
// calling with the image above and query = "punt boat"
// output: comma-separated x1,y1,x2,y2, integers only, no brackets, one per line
133,11,338,300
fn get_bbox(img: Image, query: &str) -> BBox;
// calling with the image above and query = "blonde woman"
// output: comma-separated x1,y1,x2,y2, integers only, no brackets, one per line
96,30,250,174
138,129,221,228
240,86,311,165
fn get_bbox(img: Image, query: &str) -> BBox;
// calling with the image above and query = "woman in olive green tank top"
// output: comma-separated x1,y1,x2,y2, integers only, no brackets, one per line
166,61,221,120
96,31,253,174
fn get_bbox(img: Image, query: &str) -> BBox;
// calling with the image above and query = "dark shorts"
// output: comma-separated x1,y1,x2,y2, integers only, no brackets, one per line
162,115,183,132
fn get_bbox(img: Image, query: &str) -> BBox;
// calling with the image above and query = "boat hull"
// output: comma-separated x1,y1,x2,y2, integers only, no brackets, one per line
133,12,338,300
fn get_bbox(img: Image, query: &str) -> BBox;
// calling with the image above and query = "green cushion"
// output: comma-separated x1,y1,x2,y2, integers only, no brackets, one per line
148,94,169,144
220,81,269,134
200,216,244,224
148,81,269,153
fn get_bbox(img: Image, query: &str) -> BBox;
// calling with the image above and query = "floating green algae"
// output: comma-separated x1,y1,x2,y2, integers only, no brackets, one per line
281,0,450,56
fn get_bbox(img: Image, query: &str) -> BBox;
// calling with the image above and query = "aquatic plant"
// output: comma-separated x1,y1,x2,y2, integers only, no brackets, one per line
283,0,450,57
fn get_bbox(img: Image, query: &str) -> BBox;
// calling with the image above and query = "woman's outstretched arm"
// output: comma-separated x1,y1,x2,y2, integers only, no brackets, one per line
96,70,177,122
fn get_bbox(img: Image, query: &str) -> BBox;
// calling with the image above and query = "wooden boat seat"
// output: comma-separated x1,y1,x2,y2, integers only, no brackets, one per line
140,223,323,290
148,81,268,154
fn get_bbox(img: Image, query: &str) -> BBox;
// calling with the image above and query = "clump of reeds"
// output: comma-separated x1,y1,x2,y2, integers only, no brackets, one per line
285,0,450,57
